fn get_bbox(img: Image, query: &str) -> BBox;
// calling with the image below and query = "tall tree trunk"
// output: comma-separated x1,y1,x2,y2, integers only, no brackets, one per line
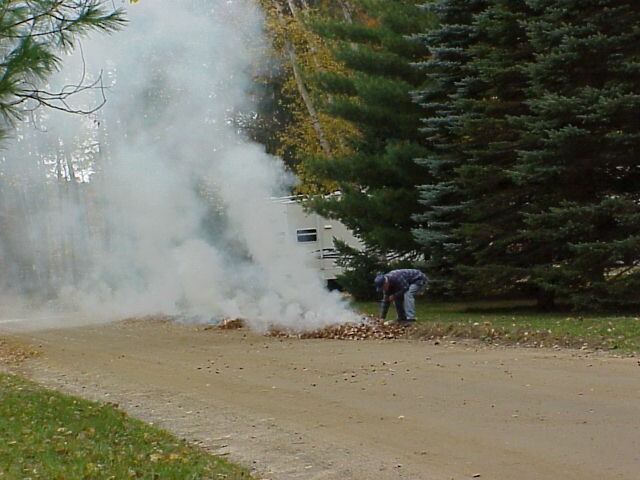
272,0,332,156
286,46,331,156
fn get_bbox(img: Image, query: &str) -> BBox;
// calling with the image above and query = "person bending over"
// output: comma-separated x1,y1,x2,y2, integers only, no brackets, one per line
374,269,428,324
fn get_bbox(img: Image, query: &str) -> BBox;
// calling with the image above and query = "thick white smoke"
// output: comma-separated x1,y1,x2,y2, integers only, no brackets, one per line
0,0,359,331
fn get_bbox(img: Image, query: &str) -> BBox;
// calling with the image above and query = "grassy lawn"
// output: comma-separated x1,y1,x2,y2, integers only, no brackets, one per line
0,374,254,480
354,299,640,353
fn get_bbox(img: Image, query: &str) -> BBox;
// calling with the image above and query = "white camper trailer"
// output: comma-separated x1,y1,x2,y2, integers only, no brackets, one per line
272,195,362,289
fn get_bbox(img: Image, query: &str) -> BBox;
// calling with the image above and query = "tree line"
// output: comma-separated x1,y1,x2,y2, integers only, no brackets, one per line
253,0,640,309
1,1,638,309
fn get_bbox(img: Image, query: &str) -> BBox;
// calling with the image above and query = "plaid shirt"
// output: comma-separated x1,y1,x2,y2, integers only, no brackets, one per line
383,269,428,298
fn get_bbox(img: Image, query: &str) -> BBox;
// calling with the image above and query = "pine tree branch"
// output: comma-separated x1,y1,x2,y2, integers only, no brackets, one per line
0,0,125,130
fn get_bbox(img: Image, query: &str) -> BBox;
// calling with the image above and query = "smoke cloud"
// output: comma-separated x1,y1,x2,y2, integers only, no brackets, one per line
0,0,359,331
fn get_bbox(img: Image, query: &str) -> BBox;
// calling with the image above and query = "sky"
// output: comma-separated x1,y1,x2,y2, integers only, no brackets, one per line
0,0,360,331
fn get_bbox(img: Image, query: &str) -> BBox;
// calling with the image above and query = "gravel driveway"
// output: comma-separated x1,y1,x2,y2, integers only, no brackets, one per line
3,317,639,480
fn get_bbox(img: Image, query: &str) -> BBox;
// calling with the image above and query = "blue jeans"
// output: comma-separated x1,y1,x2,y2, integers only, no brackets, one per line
404,280,425,320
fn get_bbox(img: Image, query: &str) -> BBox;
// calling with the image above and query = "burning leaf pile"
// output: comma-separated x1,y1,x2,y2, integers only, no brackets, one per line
267,316,413,340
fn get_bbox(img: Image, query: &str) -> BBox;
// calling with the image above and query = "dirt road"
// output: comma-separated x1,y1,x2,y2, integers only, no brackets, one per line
3,318,639,480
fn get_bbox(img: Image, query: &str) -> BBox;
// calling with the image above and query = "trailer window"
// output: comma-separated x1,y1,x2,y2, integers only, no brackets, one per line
296,228,317,242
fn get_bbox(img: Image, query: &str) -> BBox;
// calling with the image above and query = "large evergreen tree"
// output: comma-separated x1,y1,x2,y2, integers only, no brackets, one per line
306,0,436,258
514,0,640,307
412,0,487,296
450,0,537,299
416,0,640,308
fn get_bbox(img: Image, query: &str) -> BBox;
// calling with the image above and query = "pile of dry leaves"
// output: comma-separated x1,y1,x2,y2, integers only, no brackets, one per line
273,318,412,340
214,316,413,340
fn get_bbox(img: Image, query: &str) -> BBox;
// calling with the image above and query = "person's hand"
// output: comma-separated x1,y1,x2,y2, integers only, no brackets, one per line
388,294,395,302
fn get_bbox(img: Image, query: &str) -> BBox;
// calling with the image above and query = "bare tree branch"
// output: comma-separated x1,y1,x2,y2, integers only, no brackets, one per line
17,72,108,116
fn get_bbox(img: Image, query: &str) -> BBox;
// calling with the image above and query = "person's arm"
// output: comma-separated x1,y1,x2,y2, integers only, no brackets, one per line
384,277,399,297
379,295,390,319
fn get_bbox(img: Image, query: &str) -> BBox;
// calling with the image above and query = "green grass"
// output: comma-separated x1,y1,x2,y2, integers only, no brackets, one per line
0,374,254,480
354,299,640,353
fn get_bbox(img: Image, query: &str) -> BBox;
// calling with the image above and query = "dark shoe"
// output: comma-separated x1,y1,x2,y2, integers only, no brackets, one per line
400,319,416,327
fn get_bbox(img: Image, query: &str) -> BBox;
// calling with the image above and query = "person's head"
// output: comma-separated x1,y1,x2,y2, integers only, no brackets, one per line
374,274,386,293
